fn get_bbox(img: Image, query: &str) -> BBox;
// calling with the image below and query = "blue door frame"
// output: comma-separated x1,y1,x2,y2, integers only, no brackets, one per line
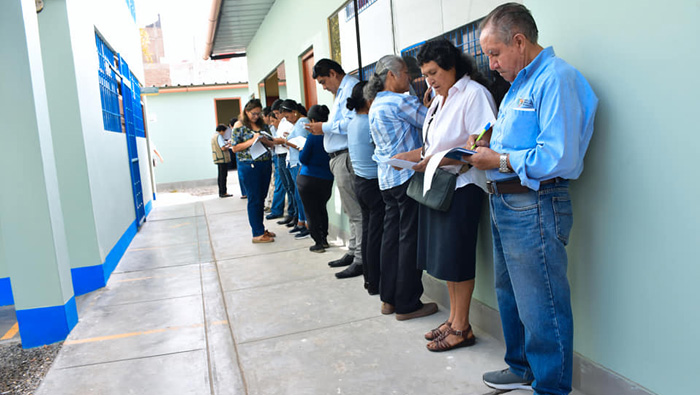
118,55,145,226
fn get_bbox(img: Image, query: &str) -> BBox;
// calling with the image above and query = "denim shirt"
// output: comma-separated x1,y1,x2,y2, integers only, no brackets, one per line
322,74,359,153
488,47,598,190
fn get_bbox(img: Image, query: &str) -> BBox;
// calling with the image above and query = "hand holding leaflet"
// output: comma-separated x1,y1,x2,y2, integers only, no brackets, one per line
249,136,268,159
382,157,418,170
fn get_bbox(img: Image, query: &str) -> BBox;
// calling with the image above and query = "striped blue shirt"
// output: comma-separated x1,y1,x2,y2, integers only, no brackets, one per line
322,74,359,153
368,91,427,190
488,47,598,190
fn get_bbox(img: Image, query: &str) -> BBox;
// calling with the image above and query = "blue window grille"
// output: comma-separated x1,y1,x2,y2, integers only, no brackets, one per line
129,72,145,138
349,61,377,82
125,0,136,22
95,33,121,133
400,18,494,100
345,0,378,21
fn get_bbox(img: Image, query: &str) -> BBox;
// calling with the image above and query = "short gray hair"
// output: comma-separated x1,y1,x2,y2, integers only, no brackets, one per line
480,2,538,45
363,55,405,101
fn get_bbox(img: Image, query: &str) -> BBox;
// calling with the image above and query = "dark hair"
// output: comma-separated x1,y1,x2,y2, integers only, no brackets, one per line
312,58,345,79
262,107,272,117
307,104,330,122
417,38,490,88
480,2,539,45
296,103,307,117
240,99,264,129
228,117,237,126
216,124,227,132
270,99,283,111
346,81,368,111
280,99,298,112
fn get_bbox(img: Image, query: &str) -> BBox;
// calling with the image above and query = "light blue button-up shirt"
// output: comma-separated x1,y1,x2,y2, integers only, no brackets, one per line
347,114,377,179
287,117,310,167
322,74,359,153
369,91,427,190
488,47,598,190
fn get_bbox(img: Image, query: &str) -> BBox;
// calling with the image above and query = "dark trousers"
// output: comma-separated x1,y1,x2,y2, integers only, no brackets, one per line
380,181,423,314
355,175,384,292
238,160,272,237
217,163,229,196
297,174,333,244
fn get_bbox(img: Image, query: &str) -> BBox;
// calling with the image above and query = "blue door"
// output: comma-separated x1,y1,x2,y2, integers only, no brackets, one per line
118,56,145,226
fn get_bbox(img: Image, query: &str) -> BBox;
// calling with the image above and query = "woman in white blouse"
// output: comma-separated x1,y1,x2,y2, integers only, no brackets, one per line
396,38,497,351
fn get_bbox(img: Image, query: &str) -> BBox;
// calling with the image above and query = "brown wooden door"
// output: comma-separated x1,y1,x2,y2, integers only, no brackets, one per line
301,50,317,109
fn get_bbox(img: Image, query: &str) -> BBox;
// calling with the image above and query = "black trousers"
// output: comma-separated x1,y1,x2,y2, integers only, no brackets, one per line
380,181,423,314
355,175,384,292
296,174,333,244
217,163,229,196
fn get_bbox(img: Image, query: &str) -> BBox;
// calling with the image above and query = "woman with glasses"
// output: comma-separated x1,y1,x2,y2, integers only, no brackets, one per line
232,99,277,243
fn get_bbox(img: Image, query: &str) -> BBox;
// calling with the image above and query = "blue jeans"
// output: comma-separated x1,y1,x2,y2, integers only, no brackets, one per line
288,165,305,223
489,180,574,395
278,154,296,219
235,155,248,197
269,156,285,216
239,160,272,237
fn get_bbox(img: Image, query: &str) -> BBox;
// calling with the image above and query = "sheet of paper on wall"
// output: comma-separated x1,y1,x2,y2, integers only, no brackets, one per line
249,137,268,159
287,136,307,151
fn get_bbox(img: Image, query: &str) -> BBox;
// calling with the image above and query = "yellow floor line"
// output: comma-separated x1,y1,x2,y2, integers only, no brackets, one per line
1,323,19,340
64,321,228,345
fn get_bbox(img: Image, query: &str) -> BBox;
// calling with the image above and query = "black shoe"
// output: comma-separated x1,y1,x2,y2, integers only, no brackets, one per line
266,213,283,220
335,263,363,279
219,194,233,198
289,225,303,233
285,221,296,228
310,243,325,253
321,238,330,248
277,216,293,225
328,254,354,268
365,282,379,295
294,229,310,239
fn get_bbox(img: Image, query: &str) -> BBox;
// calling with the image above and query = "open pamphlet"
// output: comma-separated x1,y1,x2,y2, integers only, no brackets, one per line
249,137,269,159
286,136,307,151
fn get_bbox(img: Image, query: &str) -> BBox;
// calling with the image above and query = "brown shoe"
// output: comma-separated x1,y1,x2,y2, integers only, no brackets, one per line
395,302,438,321
381,302,395,315
252,234,274,243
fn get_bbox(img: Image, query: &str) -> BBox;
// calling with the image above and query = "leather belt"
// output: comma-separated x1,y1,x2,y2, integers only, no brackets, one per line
328,149,348,159
486,178,562,194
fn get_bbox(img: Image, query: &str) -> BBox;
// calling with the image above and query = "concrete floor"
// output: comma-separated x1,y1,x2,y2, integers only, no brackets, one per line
33,189,585,395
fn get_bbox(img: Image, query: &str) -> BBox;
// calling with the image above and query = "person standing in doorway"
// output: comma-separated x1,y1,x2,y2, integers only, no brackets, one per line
212,124,232,198
306,59,363,279
468,4,598,394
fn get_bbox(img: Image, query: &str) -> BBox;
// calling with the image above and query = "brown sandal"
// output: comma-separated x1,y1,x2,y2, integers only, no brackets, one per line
264,230,276,238
252,234,274,243
426,325,475,352
424,321,451,340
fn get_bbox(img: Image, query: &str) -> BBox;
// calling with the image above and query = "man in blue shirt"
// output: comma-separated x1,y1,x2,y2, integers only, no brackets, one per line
307,59,364,279
468,4,598,395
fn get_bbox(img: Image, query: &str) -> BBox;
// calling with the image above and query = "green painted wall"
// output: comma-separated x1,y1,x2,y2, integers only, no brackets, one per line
519,2,699,394
144,88,249,185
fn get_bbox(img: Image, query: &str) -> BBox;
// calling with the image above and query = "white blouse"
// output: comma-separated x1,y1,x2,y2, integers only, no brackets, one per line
422,75,497,190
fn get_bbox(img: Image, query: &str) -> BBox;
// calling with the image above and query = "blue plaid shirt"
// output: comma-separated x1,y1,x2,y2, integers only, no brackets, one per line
368,91,427,190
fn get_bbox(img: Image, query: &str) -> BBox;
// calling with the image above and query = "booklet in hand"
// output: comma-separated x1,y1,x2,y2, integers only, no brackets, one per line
443,147,477,163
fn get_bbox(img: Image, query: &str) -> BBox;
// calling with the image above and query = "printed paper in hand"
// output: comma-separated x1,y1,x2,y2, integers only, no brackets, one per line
249,137,268,159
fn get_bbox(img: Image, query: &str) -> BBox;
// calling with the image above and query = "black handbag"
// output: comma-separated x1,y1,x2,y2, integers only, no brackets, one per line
405,104,457,212
406,168,456,212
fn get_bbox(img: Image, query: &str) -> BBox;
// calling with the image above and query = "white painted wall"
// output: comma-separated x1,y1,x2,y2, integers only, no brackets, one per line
65,0,150,260
338,0,395,71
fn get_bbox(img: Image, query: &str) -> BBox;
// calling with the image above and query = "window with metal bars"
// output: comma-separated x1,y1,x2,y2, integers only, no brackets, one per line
348,61,377,82
95,32,146,137
96,33,121,133
344,0,378,21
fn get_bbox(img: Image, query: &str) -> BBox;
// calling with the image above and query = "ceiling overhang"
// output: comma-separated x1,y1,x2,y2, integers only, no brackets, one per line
204,0,276,60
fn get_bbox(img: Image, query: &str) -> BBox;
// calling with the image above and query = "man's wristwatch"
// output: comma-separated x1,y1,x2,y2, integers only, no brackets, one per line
499,153,512,173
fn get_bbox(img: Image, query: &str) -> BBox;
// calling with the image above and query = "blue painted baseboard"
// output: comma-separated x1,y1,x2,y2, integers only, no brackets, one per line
145,199,153,216
16,296,78,348
0,277,14,306
70,219,138,296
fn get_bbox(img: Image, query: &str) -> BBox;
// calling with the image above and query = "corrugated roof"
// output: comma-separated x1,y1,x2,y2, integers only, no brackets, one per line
208,0,276,57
